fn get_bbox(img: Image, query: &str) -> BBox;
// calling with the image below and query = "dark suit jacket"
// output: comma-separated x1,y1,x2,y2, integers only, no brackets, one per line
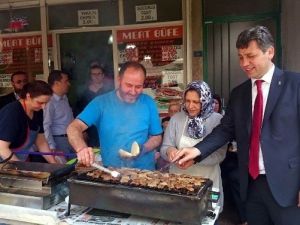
0,92,17,110
196,67,300,207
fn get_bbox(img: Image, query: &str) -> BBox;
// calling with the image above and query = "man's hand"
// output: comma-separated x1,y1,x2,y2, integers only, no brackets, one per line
77,147,94,167
175,159,195,170
172,147,201,165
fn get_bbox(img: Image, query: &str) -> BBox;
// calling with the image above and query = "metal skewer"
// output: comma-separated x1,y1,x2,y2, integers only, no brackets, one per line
91,163,121,178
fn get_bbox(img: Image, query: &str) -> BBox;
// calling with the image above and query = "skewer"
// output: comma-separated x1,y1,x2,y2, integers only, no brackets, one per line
91,163,121,178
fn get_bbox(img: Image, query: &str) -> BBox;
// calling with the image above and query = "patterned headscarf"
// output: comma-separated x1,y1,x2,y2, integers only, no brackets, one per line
182,80,214,139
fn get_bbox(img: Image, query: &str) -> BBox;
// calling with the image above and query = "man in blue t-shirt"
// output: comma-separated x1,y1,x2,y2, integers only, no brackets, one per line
67,62,162,170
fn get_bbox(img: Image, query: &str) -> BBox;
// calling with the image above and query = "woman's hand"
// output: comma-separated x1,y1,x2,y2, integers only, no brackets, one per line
166,147,179,162
0,140,20,162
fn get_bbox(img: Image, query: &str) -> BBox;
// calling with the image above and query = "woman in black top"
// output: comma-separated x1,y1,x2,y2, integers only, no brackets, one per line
0,80,57,163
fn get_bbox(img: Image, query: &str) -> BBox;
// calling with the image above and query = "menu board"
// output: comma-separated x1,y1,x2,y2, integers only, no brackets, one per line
117,25,184,114
0,35,52,87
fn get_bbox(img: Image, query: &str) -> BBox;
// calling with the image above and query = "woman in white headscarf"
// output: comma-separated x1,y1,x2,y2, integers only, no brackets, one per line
160,80,226,212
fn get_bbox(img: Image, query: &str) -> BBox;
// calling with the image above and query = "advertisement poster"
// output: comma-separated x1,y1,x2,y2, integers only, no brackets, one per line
135,4,157,22
78,9,99,26
0,35,52,91
117,25,184,114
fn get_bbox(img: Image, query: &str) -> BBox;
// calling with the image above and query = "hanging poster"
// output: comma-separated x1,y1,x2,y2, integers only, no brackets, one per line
135,4,157,22
117,25,184,114
78,9,99,26
0,74,12,87
0,34,52,79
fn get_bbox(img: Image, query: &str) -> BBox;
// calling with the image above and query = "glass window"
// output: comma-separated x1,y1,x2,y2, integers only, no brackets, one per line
0,34,51,95
59,31,114,107
123,0,182,24
48,1,119,30
0,7,40,33
117,25,184,114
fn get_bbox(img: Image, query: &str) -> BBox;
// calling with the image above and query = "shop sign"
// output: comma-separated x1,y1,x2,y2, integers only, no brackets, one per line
117,25,183,67
0,35,53,78
117,25,182,42
78,9,99,26
0,74,12,87
135,4,157,22
0,35,52,50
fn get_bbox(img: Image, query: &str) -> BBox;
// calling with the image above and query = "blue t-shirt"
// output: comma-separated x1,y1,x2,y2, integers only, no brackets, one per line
78,90,162,170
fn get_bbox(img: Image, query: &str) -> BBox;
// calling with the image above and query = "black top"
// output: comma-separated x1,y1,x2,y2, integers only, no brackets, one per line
0,92,17,110
0,101,44,148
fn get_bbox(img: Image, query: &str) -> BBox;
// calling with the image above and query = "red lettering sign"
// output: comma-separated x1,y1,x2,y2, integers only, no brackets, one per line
1,35,52,50
117,25,182,43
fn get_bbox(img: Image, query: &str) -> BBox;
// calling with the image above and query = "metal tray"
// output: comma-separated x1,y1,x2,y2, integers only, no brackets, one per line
0,161,75,181
68,177,212,225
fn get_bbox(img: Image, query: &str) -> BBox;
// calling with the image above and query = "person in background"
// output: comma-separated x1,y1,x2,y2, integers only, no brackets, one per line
172,26,300,225
43,70,74,161
212,94,224,115
0,71,28,109
0,80,57,163
75,64,114,148
160,80,226,213
156,102,181,171
67,61,162,169
161,102,181,132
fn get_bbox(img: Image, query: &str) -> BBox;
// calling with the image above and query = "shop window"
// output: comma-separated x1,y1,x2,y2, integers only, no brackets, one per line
0,35,52,95
123,0,182,24
48,1,119,30
59,31,114,107
117,25,184,115
0,7,40,33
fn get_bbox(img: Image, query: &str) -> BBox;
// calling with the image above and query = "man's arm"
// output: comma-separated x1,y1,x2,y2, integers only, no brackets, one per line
67,119,94,166
143,135,162,152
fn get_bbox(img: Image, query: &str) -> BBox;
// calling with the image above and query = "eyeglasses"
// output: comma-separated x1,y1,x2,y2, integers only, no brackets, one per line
91,72,104,76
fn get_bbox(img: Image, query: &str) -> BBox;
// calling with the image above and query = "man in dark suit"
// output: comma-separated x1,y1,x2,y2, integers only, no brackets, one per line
172,26,300,225
0,71,28,109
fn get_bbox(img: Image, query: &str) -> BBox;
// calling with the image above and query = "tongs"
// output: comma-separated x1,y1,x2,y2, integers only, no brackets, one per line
91,162,121,178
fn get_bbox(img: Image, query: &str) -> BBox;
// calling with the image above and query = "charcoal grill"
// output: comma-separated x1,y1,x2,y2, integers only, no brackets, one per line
68,168,213,225
0,161,75,209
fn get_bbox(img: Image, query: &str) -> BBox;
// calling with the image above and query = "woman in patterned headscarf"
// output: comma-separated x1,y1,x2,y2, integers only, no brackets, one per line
160,80,226,213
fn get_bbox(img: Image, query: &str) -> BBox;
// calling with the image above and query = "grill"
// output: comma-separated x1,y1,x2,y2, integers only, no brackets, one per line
68,167,213,225
0,161,75,209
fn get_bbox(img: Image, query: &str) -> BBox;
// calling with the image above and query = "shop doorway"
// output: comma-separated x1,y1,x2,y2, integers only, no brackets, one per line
58,31,114,107
204,18,280,106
